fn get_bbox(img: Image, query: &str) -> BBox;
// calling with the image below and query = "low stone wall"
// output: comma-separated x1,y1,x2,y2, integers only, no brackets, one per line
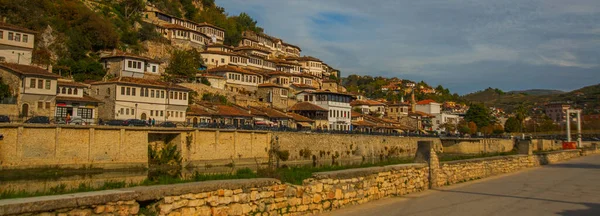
440,138,514,154
434,149,584,187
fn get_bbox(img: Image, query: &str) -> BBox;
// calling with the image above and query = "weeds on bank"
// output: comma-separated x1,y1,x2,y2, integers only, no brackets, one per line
438,151,518,162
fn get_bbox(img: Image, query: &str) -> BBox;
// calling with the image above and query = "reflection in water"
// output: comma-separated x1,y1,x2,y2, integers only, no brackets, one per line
0,157,409,195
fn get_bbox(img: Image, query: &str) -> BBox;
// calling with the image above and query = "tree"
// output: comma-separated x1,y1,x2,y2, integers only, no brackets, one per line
200,77,211,86
465,103,493,128
163,49,203,82
468,122,478,134
504,117,521,133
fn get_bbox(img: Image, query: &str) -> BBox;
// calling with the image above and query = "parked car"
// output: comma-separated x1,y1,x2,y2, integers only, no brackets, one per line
0,115,10,123
56,116,86,125
104,119,125,126
122,119,149,127
24,116,50,124
157,121,177,128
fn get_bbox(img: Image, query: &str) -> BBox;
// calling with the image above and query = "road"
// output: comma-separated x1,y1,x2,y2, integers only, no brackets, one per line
322,154,600,216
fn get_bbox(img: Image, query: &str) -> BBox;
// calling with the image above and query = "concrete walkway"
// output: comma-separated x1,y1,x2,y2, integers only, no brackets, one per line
322,154,600,216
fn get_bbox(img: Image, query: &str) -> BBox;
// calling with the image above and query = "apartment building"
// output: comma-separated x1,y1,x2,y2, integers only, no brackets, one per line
350,100,386,116
385,101,410,121
257,83,290,110
205,65,265,96
90,77,190,122
545,102,571,124
297,91,354,131
415,99,441,115
55,80,101,124
155,23,211,49
144,9,224,44
0,23,35,65
0,63,60,117
239,31,301,57
100,52,161,79
286,56,324,78
432,113,460,133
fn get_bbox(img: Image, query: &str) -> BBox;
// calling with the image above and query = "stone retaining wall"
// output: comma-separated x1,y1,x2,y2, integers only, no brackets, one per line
1,147,597,215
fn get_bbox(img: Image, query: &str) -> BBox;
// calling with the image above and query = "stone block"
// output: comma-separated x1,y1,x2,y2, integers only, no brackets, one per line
196,206,212,216
227,204,243,216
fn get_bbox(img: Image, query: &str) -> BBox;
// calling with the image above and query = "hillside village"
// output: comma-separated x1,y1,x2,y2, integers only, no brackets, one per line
0,0,598,135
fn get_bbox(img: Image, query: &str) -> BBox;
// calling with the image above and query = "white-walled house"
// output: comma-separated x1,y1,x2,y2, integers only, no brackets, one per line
297,91,354,131
90,77,191,122
55,80,101,124
432,113,461,133
0,23,35,65
415,99,441,115
101,53,161,79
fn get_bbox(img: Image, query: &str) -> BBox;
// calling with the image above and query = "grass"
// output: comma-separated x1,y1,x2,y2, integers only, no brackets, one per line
438,151,518,162
260,157,414,185
0,168,257,200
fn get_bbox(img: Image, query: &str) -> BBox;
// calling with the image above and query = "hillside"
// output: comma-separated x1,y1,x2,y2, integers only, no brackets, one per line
462,84,600,114
507,89,564,96
0,0,262,82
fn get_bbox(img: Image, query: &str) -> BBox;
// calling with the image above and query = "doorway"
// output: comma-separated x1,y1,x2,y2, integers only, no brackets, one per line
141,113,147,120
21,104,29,117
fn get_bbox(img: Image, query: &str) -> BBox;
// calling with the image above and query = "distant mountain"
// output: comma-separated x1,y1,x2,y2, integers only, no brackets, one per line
462,83,600,113
507,89,564,96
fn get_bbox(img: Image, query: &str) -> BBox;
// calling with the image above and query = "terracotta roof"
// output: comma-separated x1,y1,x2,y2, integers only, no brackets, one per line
248,106,290,119
201,50,240,57
90,77,191,91
198,22,225,31
57,81,88,88
258,83,285,88
206,65,260,76
286,112,314,122
187,105,215,116
351,111,362,118
352,121,376,127
282,42,302,51
290,83,316,89
56,95,102,103
350,100,385,106
214,104,253,117
286,56,322,62
416,99,437,105
270,59,301,66
0,22,37,34
268,71,291,77
234,46,272,53
100,51,161,63
290,102,327,112
0,63,60,78
197,73,226,79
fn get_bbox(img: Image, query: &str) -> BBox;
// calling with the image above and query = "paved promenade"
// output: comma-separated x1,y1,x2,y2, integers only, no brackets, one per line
323,154,600,216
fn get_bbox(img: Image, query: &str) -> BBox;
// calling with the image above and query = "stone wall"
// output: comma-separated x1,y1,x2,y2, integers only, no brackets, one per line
1,147,597,216
274,132,442,163
0,104,18,116
440,138,514,154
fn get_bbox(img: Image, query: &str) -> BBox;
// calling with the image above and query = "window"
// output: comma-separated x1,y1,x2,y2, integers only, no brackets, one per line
14,33,20,42
161,111,164,116
137,62,142,69
152,66,156,72
151,110,154,116
68,88,72,94
126,109,130,115
221,58,225,63
175,112,179,117
56,107,67,117
132,88,136,96
140,88,145,97
120,108,124,114
151,90,155,98
179,92,182,100
121,87,125,95
23,34,28,43
126,87,131,96
45,80,50,90
8,32,13,40
183,93,187,100
145,88,149,97
161,91,165,98
30,79,36,88
170,92,173,99
77,108,93,119
37,101,43,109
38,79,43,89
45,102,51,109
0,31,2,39
128,61,132,68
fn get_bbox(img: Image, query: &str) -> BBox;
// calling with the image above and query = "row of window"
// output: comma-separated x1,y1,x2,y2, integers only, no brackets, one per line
199,26,224,38
330,109,350,119
0,31,29,43
57,87,79,95
29,78,51,90
315,94,352,103
127,60,143,70
307,62,322,68
227,73,263,84
120,86,187,101
37,101,52,109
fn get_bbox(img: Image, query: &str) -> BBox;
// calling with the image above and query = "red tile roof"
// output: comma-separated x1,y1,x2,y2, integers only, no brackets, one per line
206,65,260,76
57,81,88,88
351,111,362,118
56,95,102,103
291,83,317,89
286,112,314,122
187,105,214,116
290,102,327,111
248,106,290,119
234,46,272,53
91,77,191,91
416,99,437,105
0,22,37,34
258,83,285,88
350,100,385,106
0,63,61,78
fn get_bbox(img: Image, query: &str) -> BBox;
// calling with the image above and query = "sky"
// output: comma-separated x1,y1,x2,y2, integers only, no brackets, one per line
215,0,600,95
